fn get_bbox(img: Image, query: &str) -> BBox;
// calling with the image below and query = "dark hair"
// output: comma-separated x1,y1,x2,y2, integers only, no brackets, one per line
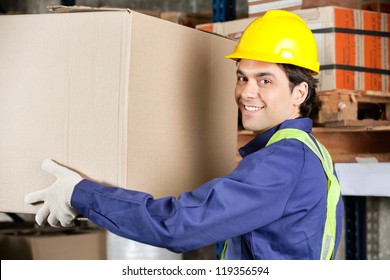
278,64,318,117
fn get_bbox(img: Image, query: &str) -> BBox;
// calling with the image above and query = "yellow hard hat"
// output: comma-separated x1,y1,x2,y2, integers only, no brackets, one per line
226,10,320,74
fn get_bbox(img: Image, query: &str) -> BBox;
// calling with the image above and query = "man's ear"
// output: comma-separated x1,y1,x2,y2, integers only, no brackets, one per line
292,82,309,106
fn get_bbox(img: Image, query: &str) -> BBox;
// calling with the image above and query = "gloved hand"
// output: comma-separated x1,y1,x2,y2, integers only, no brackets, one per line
24,159,83,227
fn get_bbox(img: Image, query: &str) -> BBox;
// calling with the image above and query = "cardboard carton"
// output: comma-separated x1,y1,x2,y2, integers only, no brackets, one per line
0,9,238,214
0,228,106,260
196,17,256,40
247,0,361,17
248,0,303,18
295,6,390,92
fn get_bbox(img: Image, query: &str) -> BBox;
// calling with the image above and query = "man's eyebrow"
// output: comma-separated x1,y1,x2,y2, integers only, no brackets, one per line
236,68,276,78
236,69,245,76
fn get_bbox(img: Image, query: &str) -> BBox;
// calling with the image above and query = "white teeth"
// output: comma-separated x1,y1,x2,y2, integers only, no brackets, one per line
245,105,261,112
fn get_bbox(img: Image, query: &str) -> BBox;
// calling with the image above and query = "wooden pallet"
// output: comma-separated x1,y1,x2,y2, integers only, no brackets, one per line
313,90,390,126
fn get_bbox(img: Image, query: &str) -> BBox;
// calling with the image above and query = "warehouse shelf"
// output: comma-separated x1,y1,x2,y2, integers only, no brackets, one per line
238,124,390,162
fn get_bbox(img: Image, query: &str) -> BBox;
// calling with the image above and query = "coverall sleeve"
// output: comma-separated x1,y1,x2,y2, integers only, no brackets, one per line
71,141,303,253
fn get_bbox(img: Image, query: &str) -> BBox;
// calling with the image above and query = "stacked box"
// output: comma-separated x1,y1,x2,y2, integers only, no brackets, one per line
248,0,303,17
198,6,390,92
295,6,390,92
247,0,360,17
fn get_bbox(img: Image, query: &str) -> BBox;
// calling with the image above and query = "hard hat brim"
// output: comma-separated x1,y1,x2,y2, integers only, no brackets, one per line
225,50,320,75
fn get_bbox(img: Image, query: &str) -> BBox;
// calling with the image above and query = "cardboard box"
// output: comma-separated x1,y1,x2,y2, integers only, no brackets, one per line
133,10,213,28
196,17,256,40
0,9,238,214
248,0,303,18
294,6,390,92
159,11,213,28
247,0,361,17
0,228,106,260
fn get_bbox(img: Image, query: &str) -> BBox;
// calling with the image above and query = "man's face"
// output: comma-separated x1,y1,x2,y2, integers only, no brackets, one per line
234,59,304,134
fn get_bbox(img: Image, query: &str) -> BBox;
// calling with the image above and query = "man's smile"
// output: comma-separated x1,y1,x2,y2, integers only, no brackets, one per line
244,105,263,112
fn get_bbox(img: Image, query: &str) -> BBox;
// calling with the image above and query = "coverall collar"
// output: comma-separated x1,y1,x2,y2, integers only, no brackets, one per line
239,117,313,158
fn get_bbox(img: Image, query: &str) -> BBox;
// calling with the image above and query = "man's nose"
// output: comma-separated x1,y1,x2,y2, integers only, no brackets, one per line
241,80,258,100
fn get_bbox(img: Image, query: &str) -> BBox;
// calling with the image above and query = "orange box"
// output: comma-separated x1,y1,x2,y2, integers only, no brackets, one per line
294,6,390,92
363,11,382,91
388,13,390,91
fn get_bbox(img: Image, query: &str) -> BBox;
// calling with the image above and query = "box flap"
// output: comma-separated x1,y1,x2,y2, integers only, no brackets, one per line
48,5,131,13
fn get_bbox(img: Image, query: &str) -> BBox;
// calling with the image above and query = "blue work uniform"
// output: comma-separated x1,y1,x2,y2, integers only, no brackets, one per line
71,118,344,259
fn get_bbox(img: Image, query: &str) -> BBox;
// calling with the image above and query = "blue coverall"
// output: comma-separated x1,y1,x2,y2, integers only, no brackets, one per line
71,118,344,259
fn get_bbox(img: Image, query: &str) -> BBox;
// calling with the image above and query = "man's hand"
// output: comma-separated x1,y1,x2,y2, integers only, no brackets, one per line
24,159,83,227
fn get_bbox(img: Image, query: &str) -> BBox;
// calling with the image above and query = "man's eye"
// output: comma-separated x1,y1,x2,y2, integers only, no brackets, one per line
259,79,271,85
237,76,247,83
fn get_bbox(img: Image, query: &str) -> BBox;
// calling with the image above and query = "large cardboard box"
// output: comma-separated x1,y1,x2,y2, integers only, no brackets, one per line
196,17,256,40
0,228,106,260
0,9,238,214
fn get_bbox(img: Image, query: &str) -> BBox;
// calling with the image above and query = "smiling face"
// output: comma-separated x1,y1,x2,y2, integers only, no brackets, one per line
235,59,308,134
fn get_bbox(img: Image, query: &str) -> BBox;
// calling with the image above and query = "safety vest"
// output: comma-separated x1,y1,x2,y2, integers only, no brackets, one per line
221,128,341,260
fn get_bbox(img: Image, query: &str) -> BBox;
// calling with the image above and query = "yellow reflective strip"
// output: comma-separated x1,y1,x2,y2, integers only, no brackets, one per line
220,240,228,260
303,136,322,159
316,141,333,174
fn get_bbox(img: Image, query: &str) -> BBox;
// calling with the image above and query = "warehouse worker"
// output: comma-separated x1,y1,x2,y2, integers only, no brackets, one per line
25,10,344,260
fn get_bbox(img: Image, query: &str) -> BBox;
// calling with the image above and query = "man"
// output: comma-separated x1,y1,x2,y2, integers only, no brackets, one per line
25,10,344,260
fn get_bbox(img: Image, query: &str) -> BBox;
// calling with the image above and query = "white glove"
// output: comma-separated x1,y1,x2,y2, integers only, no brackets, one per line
24,159,83,227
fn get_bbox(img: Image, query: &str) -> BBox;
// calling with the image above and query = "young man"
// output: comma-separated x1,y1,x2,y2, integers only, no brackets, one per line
25,10,344,260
